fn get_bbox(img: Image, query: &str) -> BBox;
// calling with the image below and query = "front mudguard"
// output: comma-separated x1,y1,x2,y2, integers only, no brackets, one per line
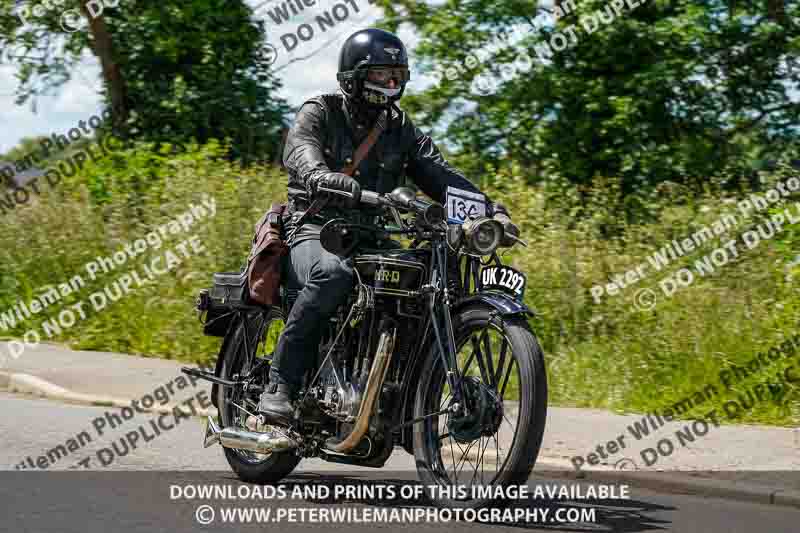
451,290,536,318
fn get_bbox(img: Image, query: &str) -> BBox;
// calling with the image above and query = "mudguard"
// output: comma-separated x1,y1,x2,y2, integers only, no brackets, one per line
209,320,237,410
451,289,536,318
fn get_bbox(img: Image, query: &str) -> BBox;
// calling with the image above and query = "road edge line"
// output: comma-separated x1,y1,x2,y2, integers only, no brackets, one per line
0,370,214,418
535,458,799,510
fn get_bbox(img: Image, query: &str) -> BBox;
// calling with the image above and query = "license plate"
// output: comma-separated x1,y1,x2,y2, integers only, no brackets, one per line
480,266,527,300
446,186,486,224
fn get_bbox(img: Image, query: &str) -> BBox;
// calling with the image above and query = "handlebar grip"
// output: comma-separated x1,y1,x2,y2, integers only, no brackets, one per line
409,199,445,225
360,190,383,206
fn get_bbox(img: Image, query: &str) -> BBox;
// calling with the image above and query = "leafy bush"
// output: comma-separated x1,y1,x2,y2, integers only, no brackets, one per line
0,140,286,367
488,161,799,425
1,143,797,425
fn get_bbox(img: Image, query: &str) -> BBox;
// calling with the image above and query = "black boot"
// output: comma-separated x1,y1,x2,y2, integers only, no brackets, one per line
258,368,297,426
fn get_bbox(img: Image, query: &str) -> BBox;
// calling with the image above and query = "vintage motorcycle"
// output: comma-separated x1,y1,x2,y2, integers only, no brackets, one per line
187,186,547,509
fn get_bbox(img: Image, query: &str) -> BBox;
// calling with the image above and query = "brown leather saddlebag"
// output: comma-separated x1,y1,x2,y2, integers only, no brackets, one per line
246,202,288,306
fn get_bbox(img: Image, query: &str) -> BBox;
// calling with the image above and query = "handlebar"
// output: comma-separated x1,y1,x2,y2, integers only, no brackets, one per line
288,186,525,248
359,190,383,207
290,187,445,226
364,189,446,226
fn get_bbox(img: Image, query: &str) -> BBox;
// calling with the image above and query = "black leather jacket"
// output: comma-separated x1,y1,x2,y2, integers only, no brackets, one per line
283,92,500,242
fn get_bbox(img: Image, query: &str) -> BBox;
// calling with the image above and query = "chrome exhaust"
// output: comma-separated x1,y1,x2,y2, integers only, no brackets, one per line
203,416,297,454
326,327,397,453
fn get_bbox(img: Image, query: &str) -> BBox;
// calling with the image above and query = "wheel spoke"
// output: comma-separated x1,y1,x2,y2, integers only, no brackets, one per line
453,439,478,480
481,330,496,389
449,439,467,477
439,388,452,409
502,413,517,434
471,334,492,387
461,346,477,376
499,358,516,400
448,433,457,477
469,437,483,484
494,338,509,389
471,435,490,485
492,433,501,472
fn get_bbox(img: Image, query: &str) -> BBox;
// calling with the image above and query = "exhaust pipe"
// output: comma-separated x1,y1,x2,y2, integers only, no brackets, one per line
203,416,297,454
326,327,396,453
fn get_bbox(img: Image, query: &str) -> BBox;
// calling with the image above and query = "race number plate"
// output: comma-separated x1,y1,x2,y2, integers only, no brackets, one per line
446,186,486,224
480,266,527,300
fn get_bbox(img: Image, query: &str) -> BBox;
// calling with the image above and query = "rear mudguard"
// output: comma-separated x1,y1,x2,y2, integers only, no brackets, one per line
209,316,241,410
397,290,535,451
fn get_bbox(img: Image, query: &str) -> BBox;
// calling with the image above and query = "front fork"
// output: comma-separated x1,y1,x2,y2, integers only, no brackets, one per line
427,241,467,412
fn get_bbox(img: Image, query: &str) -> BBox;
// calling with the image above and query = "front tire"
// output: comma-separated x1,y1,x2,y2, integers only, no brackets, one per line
218,311,301,484
413,305,547,509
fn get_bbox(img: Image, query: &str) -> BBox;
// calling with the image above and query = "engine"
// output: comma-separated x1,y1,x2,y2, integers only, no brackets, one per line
318,363,362,422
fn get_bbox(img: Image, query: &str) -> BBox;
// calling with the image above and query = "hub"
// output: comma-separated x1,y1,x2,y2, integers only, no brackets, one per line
446,377,503,444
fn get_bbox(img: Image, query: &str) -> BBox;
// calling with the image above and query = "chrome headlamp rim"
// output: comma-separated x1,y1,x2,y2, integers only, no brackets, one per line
462,217,504,256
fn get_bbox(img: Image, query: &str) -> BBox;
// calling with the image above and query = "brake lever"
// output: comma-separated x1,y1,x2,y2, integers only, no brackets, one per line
506,234,528,247
389,206,404,228
317,186,354,199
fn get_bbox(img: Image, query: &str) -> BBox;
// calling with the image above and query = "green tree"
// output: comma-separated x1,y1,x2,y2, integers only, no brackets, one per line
0,0,289,162
376,0,800,196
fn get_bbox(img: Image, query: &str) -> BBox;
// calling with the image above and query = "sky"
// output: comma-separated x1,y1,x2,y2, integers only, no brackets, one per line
0,0,422,155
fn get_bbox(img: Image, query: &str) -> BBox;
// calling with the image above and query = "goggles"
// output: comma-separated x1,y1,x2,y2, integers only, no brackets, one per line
364,66,410,86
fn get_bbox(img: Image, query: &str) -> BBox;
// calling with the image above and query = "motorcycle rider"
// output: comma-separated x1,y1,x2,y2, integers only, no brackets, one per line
259,28,518,424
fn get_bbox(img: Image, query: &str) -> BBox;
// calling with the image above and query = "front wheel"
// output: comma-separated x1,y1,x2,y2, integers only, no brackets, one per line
413,305,547,509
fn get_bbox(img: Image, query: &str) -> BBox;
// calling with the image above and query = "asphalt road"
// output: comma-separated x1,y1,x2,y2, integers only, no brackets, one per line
1,392,799,533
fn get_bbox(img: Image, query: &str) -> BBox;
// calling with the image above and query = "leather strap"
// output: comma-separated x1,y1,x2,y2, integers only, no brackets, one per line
340,108,388,176
294,109,389,229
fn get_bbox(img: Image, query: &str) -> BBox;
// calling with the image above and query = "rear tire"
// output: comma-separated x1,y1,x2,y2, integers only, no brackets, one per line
413,305,547,509
218,312,301,484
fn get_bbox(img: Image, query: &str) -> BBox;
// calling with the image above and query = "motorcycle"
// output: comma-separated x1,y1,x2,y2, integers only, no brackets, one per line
187,186,547,509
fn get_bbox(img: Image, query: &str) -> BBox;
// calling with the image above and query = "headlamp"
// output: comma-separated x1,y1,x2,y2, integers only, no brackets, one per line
462,217,503,256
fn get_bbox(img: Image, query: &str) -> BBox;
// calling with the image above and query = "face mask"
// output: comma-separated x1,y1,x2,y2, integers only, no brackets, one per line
364,82,402,97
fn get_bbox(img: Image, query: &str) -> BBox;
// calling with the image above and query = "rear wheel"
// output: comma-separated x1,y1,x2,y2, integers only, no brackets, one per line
413,305,547,508
218,310,301,484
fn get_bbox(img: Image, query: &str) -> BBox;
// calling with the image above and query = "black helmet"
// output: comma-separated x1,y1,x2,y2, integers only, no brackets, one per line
337,28,411,109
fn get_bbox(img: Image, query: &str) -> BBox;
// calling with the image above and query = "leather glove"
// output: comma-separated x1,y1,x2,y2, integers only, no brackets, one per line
491,203,521,247
309,173,361,209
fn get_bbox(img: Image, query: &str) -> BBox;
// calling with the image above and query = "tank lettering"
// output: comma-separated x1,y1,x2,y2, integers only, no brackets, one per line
376,269,401,283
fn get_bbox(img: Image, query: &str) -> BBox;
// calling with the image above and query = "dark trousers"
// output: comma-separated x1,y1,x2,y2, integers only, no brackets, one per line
269,238,354,389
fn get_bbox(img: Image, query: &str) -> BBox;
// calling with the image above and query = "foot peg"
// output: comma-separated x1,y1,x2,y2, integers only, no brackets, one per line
245,414,271,433
181,367,241,388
